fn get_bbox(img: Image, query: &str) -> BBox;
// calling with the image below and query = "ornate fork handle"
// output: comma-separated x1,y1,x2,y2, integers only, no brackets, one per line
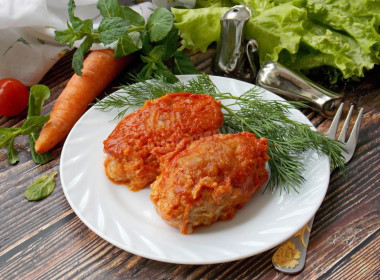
272,103,364,274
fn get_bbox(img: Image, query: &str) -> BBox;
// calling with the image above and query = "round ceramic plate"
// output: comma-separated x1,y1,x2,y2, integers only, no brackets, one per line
60,75,330,264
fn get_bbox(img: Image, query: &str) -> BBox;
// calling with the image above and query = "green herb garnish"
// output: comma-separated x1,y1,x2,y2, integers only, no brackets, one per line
55,0,197,81
95,74,346,193
0,85,51,164
25,171,57,201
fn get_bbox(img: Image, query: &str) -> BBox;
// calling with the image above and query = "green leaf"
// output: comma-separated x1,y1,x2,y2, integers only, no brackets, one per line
68,0,86,32
155,62,179,83
0,127,19,149
98,17,129,45
140,32,153,55
121,6,145,26
160,26,179,61
29,132,51,164
55,1,94,48
28,85,50,117
82,19,94,34
146,8,174,42
97,0,123,18
72,35,94,76
172,7,229,52
138,63,155,80
173,51,197,75
54,28,77,45
1,84,51,165
20,115,50,135
7,136,19,165
25,171,57,201
114,31,142,58
68,0,76,21
147,45,166,62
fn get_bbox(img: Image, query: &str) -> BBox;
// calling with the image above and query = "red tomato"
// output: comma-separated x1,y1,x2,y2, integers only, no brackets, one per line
0,78,29,117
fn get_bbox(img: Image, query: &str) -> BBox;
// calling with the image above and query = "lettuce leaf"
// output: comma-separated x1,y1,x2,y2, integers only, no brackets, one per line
174,0,380,80
244,3,306,64
306,0,380,58
172,7,229,52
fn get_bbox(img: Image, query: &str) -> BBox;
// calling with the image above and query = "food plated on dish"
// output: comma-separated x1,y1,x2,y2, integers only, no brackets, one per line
151,132,269,234
103,90,269,234
103,92,224,192
60,75,336,263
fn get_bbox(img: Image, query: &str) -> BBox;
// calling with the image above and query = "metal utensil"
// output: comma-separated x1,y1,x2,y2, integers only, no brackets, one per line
256,61,343,118
214,5,258,82
272,103,364,274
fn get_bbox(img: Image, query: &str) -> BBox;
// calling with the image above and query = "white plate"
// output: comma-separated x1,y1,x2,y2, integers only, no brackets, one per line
60,75,330,264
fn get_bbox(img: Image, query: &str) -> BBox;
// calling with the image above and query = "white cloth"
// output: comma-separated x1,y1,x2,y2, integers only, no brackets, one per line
0,0,155,86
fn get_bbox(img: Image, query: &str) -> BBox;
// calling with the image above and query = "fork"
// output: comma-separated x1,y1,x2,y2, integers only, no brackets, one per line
272,103,364,274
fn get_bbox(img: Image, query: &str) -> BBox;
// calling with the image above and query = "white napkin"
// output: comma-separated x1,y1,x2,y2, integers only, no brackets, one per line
0,0,155,86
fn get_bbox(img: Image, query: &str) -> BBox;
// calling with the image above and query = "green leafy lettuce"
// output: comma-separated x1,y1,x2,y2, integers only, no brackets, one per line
173,0,380,79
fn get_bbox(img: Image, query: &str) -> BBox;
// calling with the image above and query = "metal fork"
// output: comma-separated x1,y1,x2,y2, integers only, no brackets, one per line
272,103,364,274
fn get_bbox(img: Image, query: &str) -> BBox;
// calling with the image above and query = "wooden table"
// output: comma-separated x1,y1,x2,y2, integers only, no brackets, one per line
1,49,379,279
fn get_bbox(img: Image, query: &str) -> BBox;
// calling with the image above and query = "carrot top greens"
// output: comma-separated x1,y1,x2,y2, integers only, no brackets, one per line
95,74,346,193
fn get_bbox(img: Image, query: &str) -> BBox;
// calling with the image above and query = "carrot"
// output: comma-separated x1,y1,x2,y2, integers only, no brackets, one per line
35,49,133,153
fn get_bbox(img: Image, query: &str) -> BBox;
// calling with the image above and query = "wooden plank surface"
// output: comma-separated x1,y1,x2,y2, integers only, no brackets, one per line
1,49,379,279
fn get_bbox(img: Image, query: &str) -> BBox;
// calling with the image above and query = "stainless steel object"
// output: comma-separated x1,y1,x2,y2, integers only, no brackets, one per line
256,61,343,118
214,5,258,82
272,103,364,274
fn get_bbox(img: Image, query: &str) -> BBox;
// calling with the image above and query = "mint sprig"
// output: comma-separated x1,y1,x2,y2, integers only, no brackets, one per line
55,0,197,80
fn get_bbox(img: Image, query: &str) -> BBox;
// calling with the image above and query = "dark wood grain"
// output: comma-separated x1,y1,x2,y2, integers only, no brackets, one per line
1,48,379,280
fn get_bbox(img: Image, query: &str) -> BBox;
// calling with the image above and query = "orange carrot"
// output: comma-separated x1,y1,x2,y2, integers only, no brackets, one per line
35,49,133,153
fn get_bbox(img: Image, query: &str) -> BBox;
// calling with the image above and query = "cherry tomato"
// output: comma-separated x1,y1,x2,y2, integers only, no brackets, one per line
0,78,29,117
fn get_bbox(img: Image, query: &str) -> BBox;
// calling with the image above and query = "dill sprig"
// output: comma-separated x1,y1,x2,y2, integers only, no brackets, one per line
95,74,346,193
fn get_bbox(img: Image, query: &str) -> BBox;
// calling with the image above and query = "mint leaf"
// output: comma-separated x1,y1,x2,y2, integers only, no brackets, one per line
25,171,57,201
54,28,77,47
7,137,19,165
97,0,123,18
146,8,174,42
160,26,179,60
28,85,50,117
148,45,166,62
121,6,145,26
173,51,198,75
68,0,76,21
138,63,155,80
68,0,86,32
140,32,153,55
114,32,142,58
98,17,129,45
20,115,50,135
156,62,178,83
72,35,94,76
82,19,94,34
56,1,94,48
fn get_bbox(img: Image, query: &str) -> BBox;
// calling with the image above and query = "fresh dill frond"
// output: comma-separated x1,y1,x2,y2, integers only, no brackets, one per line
95,74,346,193
95,76,186,119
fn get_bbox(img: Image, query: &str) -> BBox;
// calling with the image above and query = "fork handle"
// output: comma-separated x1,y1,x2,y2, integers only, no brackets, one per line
272,216,315,274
